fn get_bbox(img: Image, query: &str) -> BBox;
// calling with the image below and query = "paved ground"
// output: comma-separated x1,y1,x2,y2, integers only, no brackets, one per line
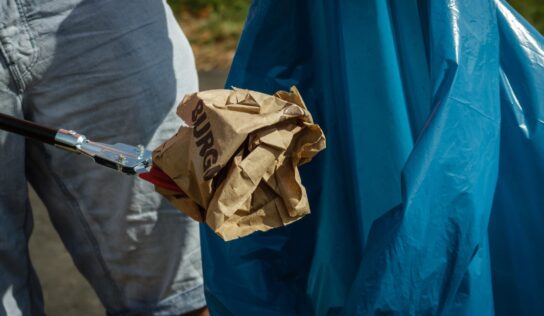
28,71,227,316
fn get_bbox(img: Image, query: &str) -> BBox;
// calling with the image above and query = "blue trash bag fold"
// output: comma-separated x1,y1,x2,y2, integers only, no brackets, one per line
199,0,544,315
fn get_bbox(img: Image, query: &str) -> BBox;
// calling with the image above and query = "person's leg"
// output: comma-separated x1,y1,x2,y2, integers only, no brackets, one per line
0,4,44,313
22,0,205,314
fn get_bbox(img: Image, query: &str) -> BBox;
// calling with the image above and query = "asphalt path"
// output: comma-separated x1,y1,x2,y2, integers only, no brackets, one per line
28,71,227,316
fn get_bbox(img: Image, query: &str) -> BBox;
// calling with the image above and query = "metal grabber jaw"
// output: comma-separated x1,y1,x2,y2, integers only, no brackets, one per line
55,129,152,175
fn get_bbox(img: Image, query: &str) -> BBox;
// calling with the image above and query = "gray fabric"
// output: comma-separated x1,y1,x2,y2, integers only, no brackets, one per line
0,0,204,315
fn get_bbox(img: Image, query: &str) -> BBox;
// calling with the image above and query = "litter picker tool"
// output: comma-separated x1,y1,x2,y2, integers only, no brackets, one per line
0,112,152,174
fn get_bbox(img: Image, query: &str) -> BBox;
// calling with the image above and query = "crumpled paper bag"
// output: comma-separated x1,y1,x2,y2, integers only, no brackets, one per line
152,86,325,240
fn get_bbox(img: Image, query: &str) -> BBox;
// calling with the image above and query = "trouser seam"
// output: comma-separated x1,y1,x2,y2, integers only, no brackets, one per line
0,0,39,92
13,0,39,83
0,42,25,93
23,199,45,316
50,171,126,306
38,152,128,311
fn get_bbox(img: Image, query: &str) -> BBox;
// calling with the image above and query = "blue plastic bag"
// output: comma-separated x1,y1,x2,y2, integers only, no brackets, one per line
200,0,544,314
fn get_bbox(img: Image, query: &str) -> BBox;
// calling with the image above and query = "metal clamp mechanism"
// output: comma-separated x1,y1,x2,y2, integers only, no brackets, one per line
54,129,152,174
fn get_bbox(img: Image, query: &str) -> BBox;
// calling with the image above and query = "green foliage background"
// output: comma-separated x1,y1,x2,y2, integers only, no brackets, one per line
168,0,250,22
509,0,544,33
168,0,542,35
168,0,251,48
167,0,542,71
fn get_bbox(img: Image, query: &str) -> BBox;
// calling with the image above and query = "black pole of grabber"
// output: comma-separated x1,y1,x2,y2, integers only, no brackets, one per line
0,112,58,145
0,111,152,175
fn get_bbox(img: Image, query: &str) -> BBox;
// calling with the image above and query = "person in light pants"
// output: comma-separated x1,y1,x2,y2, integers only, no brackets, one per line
0,0,208,314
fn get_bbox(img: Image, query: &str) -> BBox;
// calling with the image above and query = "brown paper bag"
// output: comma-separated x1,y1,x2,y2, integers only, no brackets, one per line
152,86,325,240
